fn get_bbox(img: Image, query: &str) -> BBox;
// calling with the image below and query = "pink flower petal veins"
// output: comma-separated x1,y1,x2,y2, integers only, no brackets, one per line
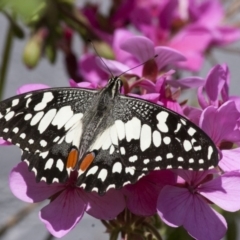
158,185,227,240
39,189,87,238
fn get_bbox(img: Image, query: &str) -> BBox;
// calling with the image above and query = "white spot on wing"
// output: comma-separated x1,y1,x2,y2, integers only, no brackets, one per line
98,169,108,182
153,130,161,147
155,156,162,161
3,128,8,133
140,124,152,151
52,106,74,129
143,159,150,164
115,120,125,140
156,111,169,133
102,128,112,150
5,111,14,121
109,145,114,154
106,184,116,191
112,162,122,173
125,167,135,175
20,133,26,139
30,111,44,126
39,151,49,159
208,146,213,160
56,159,64,172
86,166,98,176
183,140,192,151
188,127,196,136
64,113,83,130
174,123,182,133
24,113,32,121
34,92,54,111
12,99,19,107
120,147,126,155
125,117,141,142
44,158,54,169
13,127,19,133
129,155,138,162
189,158,194,163
166,153,173,159
38,109,57,134
52,178,59,183
178,157,184,162
110,125,118,145
163,136,171,145
40,140,47,147
26,98,32,108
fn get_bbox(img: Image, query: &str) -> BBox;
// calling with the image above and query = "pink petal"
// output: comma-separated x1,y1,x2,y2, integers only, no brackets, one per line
200,101,240,144
167,77,205,89
83,189,125,220
69,79,98,89
183,106,202,126
154,46,186,70
17,84,50,94
112,29,135,62
219,148,240,172
183,195,227,240
120,36,155,63
158,186,227,240
199,172,240,211
157,186,193,227
39,189,87,238
96,58,133,76
205,64,226,103
9,162,63,202
124,170,176,216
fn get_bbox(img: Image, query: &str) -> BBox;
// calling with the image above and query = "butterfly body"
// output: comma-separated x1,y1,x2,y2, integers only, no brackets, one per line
0,77,218,194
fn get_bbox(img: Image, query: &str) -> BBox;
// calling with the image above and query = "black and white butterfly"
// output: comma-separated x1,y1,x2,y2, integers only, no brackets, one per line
0,77,218,194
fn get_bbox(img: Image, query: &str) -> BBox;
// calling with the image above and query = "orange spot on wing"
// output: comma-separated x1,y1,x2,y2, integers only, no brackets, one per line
66,149,78,169
79,152,95,171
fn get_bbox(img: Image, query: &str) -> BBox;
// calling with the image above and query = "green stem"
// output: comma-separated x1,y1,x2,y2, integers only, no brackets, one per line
0,22,14,100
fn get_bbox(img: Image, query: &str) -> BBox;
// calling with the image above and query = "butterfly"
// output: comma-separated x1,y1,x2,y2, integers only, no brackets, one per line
0,76,218,195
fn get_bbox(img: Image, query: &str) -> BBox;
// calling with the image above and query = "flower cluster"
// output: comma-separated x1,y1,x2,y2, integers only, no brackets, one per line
2,0,240,240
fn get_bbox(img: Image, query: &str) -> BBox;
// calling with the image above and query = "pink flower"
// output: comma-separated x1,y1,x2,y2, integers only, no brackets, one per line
157,170,240,240
10,162,125,238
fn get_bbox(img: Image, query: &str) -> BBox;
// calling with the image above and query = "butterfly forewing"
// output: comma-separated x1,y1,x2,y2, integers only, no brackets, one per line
114,96,218,171
0,88,96,152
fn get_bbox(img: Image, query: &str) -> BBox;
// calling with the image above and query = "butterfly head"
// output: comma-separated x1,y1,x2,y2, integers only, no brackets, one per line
106,76,123,99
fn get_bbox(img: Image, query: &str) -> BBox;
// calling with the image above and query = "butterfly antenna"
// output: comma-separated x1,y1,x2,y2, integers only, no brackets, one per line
88,40,114,78
118,54,158,78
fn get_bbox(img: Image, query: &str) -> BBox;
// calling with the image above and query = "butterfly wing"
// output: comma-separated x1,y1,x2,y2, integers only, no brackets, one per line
76,94,218,194
0,88,97,183
114,95,218,171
